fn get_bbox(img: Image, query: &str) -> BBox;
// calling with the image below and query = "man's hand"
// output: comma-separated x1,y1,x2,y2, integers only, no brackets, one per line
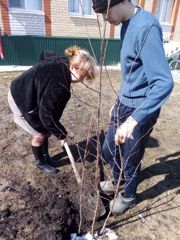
115,116,138,145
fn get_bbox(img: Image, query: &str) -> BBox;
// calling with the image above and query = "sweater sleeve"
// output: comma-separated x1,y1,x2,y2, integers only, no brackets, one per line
131,25,174,123
38,71,71,140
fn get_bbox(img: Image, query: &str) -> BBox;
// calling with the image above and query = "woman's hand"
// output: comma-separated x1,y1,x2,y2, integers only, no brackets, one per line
60,136,68,147
115,116,138,145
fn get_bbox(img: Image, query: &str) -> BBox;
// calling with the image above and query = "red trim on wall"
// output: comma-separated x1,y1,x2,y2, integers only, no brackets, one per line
0,28,5,59
151,0,157,14
138,0,145,8
1,0,11,35
110,24,115,38
170,0,180,40
43,0,51,36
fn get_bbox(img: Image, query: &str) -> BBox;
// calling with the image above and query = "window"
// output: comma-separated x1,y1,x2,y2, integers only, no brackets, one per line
9,0,25,8
131,0,139,5
68,0,93,16
155,0,174,23
9,0,42,11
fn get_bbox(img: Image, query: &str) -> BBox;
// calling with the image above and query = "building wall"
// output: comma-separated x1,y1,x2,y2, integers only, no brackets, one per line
9,11,45,35
0,4,4,33
144,0,154,12
172,1,180,41
1,0,11,35
0,0,179,41
144,0,180,41
51,0,110,38
44,0,51,36
114,0,180,41
174,11,180,41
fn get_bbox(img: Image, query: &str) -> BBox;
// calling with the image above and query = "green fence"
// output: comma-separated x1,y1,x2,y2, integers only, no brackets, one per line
0,35,121,66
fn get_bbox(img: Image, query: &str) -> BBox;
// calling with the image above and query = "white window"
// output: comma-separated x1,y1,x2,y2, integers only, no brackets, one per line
68,0,93,16
131,0,139,5
155,0,174,23
9,0,42,11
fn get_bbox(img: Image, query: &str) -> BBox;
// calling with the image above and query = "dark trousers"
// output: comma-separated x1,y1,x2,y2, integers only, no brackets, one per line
102,101,160,198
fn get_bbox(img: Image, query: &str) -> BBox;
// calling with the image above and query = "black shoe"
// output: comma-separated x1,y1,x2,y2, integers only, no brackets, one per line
36,160,58,173
42,139,60,168
32,145,58,173
46,156,60,168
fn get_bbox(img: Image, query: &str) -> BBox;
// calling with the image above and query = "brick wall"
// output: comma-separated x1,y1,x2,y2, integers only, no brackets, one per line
173,4,180,41
144,0,154,12
142,0,180,41
0,0,179,41
44,0,51,36
1,0,10,35
9,11,45,35
0,4,4,33
51,0,110,38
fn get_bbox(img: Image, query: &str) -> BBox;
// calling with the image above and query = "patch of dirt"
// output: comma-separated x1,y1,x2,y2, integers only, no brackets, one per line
0,70,180,240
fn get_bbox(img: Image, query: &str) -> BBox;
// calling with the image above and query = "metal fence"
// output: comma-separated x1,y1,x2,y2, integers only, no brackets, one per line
0,35,121,66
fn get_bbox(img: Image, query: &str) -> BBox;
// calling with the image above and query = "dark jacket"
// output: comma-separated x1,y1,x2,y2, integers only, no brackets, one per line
10,56,71,140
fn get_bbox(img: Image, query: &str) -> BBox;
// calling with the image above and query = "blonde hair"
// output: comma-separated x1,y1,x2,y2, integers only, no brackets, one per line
65,46,96,82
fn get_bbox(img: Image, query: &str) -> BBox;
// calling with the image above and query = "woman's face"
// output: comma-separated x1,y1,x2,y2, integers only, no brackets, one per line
70,66,84,83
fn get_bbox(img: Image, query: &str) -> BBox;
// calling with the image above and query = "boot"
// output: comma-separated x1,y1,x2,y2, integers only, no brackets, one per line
110,192,136,215
100,178,125,195
32,145,58,173
43,139,60,167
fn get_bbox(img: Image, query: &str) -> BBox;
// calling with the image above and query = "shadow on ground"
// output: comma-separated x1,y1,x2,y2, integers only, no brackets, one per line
139,151,180,200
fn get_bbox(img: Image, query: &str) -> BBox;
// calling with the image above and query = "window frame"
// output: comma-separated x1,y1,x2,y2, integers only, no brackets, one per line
9,0,43,12
156,0,174,24
68,0,95,18
131,0,139,6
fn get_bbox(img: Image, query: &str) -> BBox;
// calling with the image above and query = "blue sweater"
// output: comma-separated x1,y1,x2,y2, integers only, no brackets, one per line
119,8,174,123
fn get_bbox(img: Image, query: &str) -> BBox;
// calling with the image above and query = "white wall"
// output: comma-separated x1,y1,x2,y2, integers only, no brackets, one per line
9,10,45,35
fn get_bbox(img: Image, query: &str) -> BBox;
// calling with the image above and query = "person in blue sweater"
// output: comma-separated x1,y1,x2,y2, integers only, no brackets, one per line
92,0,174,214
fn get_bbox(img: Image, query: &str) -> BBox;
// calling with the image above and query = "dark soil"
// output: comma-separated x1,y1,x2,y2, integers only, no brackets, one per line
0,70,180,240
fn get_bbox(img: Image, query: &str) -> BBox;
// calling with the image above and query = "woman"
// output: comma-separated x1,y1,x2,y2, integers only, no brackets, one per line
8,46,96,173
